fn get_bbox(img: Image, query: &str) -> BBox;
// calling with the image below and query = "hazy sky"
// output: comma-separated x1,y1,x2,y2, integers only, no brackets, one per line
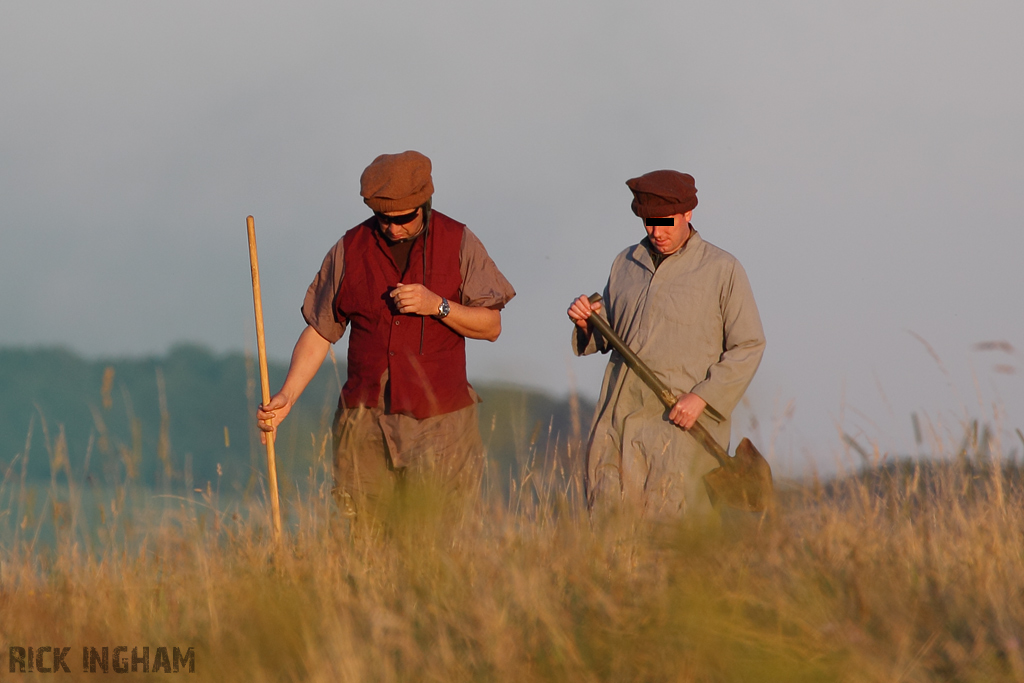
3,0,1022,473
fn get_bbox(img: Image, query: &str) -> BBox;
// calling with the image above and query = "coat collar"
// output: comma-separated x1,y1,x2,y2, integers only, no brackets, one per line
633,225,702,273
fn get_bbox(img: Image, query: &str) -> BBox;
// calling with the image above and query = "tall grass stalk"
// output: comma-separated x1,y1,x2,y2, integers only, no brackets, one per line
1,405,1023,682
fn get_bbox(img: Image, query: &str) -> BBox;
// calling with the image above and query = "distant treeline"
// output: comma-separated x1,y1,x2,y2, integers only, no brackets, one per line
0,345,592,492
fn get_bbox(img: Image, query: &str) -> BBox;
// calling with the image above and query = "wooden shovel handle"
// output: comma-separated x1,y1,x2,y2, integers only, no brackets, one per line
586,294,732,468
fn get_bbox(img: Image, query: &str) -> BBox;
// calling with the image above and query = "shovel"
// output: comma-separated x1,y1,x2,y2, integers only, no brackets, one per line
583,293,773,512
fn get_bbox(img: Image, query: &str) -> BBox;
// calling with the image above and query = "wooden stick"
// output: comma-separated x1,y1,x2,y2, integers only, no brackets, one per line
247,215,282,542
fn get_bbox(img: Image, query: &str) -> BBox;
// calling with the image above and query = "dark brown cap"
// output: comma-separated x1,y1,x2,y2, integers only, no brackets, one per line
626,170,698,218
359,150,434,212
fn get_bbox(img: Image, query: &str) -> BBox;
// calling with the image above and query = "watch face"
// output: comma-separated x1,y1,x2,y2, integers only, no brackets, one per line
439,298,450,317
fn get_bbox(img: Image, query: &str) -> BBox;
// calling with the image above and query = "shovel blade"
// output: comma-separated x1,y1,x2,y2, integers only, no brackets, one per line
702,438,774,512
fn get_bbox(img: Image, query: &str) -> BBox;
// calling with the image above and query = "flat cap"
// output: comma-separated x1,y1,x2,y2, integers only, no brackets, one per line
626,170,698,218
359,150,434,213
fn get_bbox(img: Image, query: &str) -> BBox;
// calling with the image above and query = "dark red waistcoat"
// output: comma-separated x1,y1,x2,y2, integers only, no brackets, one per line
335,211,473,419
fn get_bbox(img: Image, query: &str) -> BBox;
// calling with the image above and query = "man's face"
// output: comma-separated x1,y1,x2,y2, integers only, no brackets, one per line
376,208,424,241
644,210,693,255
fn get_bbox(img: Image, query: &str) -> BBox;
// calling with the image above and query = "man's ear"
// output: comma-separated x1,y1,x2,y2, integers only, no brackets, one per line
683,210,693,223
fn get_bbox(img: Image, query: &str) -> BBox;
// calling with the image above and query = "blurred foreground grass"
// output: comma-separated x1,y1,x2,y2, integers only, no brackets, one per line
2,417,1024,682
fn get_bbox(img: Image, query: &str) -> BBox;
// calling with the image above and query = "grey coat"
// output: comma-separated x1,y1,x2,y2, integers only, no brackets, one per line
574,229,765,516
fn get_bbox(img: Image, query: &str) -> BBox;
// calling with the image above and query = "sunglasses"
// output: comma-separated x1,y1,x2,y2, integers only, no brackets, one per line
375,209,420,226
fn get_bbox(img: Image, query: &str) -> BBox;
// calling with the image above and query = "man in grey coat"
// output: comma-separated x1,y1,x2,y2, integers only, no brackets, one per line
568,170,765,518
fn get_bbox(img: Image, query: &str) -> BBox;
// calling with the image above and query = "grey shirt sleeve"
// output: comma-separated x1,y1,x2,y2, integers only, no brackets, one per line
459,227,516,309
689,260,766,420
301,237,347,343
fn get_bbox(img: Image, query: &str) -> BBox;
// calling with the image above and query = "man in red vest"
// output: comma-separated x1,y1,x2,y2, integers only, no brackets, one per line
257,151,515,519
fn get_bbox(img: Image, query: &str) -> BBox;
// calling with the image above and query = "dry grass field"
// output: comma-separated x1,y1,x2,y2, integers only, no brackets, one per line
2,411,1023,682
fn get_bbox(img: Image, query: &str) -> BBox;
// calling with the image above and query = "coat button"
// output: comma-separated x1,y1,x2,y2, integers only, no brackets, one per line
395,320,400,325
389,351,395,356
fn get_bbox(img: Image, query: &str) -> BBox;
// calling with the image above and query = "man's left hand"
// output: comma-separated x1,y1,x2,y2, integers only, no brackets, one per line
390,282,443,316
669,393,707,430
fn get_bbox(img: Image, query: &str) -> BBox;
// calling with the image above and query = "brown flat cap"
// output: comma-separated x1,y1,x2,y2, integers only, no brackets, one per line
626,170,698,218
360,150,434,213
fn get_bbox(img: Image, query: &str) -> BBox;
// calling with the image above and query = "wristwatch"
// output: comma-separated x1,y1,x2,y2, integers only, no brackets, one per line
436,297,450,319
